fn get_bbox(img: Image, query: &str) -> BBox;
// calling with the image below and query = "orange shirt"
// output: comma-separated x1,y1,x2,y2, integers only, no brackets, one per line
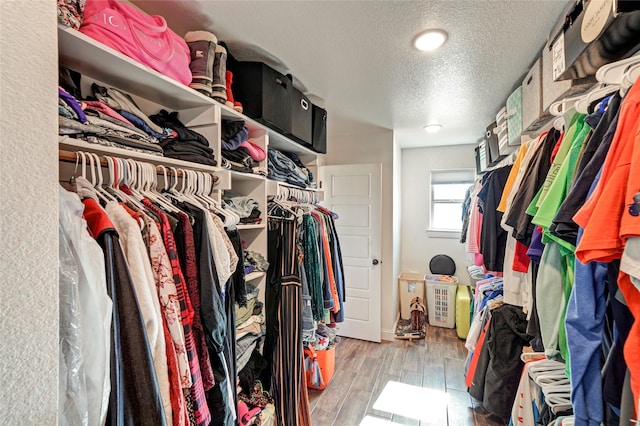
574,81,640,414
574,82,640,264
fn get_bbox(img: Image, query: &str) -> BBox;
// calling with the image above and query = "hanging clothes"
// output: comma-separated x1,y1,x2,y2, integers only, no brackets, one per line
82,196,168,425
58,187,112,426
174,212,217,393
478,165,512,272
573,80,640,418
266,216,311,426
141,201,211,426
104,201,174,421
503,128,560,245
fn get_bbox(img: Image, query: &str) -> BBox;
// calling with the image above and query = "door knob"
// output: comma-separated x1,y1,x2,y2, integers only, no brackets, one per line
372,259,379,265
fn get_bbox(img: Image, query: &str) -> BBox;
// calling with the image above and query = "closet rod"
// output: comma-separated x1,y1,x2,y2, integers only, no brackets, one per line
58,149,219,183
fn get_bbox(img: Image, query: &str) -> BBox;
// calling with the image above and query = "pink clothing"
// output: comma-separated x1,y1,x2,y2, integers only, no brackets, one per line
240,140,266,162
83,100,134,126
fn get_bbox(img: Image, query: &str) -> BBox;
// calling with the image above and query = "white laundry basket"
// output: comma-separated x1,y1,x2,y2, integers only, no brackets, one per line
425,274,458,328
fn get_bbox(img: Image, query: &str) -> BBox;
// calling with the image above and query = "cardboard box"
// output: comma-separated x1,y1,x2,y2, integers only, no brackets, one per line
549,0,640,81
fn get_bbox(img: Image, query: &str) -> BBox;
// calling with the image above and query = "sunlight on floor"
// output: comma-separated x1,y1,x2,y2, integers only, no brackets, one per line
371,380,450,422
359,415,404,426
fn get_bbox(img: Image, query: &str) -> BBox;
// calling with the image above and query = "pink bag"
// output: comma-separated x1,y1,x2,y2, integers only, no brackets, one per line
80,0,191,85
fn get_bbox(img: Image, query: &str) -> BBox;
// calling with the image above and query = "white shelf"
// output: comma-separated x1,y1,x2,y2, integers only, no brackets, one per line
268,131,318,157
58,25,323,162
237,224,266,230
218,102,318,157
59,137,230,182
229,170,266,182
245,271,266,282
58,25,215,110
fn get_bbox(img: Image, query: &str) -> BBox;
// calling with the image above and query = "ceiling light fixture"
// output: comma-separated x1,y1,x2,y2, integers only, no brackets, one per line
424,124,443,133
413,29,448,51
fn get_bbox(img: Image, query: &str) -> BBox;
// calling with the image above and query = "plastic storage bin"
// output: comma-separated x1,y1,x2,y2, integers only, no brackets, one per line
455,285,473,339
426,274,458,328
398,272,427,320
304,345,335,390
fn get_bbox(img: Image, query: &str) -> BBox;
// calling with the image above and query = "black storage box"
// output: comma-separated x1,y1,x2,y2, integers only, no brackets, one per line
286,86,313,145
311,104,327,154
475,147,484,175
549,0,640,81
227,60,292,134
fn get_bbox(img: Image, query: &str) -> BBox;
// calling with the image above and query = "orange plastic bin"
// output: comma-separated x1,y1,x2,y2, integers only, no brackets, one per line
304,345,335,390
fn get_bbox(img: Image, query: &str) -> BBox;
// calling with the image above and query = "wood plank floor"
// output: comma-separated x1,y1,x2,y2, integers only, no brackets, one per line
307,325,507,426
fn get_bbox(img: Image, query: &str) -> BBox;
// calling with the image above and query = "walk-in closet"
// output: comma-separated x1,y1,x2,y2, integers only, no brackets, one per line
3,1,640,425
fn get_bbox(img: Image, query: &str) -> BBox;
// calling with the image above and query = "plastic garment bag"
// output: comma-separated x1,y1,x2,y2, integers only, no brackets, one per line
59,187,113,426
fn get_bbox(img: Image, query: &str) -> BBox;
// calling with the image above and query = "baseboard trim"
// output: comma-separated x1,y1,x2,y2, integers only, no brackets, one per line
381,328,395,341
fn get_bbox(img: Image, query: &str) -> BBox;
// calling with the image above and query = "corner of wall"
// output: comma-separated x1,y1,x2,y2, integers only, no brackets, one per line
0,1,59,422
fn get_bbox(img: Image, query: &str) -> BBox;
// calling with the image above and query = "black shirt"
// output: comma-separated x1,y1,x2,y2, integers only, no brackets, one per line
479,165,512,272
503,128,561,246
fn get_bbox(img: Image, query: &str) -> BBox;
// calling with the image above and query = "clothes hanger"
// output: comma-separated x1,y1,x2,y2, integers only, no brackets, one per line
103,156,123,201
201,172,239,227
621,63,640,95
164,167,191,205
117,157,146,211
534,373,570,387
76,150,87,182
141,162,180,214
595,53,640,85
88,152,116,204
549,94,583,130
574,83,620,114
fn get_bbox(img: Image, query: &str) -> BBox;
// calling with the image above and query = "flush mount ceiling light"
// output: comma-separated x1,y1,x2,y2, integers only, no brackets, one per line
414,29,448,51
424,124,443,133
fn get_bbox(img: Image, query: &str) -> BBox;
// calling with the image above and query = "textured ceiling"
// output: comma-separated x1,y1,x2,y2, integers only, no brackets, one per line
132,0,570,148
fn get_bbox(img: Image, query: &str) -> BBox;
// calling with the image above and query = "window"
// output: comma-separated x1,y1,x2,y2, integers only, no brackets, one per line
429,169,475,233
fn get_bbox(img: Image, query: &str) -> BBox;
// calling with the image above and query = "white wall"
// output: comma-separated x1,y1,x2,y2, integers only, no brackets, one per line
324,128,397,340
391,138,402,339
0,0,59,422
400,144,476,286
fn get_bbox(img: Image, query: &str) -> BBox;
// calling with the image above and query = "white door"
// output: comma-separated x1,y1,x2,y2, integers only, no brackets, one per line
320,164,382,342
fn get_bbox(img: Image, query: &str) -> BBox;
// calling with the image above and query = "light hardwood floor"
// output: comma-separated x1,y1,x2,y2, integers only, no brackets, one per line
307,325,507,426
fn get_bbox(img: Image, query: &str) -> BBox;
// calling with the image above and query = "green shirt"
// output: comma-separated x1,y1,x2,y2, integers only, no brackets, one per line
526,113,585,218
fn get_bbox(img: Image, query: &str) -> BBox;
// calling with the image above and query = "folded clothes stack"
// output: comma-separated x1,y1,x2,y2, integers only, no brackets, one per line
149,109,216,166
58,69,166,155
244,250,269,276
221,120,266,175
57,67,220,166
267,148,313,188
235,284,265,372
222,191,262,225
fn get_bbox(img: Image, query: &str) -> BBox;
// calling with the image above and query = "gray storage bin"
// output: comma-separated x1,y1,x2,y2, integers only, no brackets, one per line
542,43,596,112
522,58,553,133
